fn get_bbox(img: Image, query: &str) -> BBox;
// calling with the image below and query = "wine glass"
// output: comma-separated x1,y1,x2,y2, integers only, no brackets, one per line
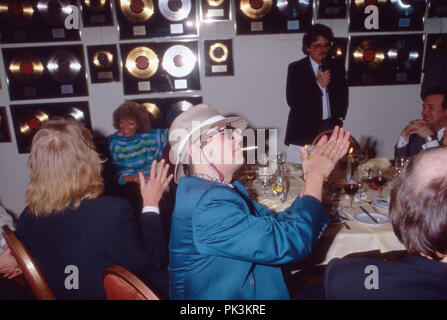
276,152,287,174
271,171,286,202
344,177,360,208
256,154,270,191
372,168,388,198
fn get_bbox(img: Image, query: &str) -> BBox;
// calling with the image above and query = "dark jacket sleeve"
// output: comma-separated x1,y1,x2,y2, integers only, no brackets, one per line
106,201,167,275
331,60,349,120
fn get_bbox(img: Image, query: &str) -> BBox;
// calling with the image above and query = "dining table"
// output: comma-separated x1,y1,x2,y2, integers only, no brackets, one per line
237,160,406,273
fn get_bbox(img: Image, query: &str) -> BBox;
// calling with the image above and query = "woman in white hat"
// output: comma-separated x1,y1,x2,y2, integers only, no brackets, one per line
168,104,350,300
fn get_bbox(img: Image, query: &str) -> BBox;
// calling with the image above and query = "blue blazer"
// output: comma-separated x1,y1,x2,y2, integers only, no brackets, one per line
16,196,167,300
168,176,329,300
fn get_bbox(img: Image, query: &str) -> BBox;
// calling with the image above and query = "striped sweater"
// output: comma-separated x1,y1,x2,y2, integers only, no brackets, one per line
107,129,168,185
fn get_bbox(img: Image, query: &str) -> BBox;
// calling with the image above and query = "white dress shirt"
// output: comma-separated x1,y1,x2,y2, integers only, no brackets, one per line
310,57,331,120
396,127,445,150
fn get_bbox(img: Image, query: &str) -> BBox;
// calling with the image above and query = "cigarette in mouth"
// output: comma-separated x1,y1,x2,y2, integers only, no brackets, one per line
240,146,258,151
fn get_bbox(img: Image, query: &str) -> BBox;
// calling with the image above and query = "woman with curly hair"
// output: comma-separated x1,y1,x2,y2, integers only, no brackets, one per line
107,101,169,187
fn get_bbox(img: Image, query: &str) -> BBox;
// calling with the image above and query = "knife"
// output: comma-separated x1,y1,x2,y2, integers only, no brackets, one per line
359,205,379,224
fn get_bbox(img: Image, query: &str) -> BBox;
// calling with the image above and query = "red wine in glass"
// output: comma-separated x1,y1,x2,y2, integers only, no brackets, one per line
344,183,359,196
344,182,359,207
373,175,388,196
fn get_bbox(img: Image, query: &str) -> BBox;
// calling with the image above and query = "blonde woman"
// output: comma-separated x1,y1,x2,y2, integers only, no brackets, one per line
16,117,172,299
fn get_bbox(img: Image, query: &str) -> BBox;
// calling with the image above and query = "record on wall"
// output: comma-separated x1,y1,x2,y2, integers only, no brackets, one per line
0,0,34,27
0,0,80,43
121,41,200,94
348,34,423,86
10,101,92,153
87,44,120,83
428,0,447,17
204,39,234,76
134,96,202,128
81,0,113,26
0,107,12,143
8,52,44,85
424,34,447,71
200,0,231,21
235,0,313,34
115,0,197,39
349,0,426,32
316,0,346,19
3,45,88,100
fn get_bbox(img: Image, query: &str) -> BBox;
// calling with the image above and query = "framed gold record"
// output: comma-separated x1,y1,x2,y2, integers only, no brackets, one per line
93,49,114,69
9,52,44,85
125,46,159,79
83,0,106,12
36,0,74,27
0,0,34,27
207,0,224,6
120,0,154,23
141,102,161,122
209,43,228,63
240,0,273,19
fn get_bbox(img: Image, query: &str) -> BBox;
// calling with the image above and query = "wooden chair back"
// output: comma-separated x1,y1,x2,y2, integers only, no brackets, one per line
1,225,55,300
312,129,361,152
103,265,160,300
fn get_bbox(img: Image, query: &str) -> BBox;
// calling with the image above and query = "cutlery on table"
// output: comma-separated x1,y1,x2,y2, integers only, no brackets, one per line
359,205,379,224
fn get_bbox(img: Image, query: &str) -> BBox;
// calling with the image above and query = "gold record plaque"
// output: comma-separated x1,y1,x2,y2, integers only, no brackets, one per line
0,0,34,27
10,102,92,153
240,0,273,19
349,34,423,86
125,46,159,79
9,52,44,85
87,45,119,83
120,0,154,22
200,0,230,21
205,39,234,76
81,0,113,26
121,41,200,94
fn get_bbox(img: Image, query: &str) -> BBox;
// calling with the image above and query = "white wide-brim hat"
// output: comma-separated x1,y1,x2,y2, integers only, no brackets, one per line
168,104,248,183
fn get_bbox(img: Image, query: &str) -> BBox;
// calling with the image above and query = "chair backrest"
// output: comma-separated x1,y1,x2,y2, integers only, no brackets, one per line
1,225,55,300
312,129,361,152
103,265,160,300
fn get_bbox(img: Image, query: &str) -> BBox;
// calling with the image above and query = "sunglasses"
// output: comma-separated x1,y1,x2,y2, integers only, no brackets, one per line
201,124,237,143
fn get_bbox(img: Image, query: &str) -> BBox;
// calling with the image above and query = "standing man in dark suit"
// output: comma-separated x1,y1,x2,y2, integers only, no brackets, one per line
395,86,447,159
285,24,349,146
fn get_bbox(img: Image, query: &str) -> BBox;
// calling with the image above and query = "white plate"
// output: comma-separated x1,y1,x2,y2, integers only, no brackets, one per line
354,212,390,226
372,196,390,210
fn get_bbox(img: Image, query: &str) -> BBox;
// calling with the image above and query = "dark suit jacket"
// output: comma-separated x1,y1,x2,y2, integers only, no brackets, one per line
16,196,167,300
394,134,440,159
324,254,447,299
285,56,349,146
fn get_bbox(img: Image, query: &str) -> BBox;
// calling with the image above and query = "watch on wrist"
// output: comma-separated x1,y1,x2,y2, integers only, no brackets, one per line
426,134,437,142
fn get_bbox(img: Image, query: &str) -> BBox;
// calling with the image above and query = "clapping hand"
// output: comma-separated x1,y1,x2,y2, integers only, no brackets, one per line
138,159,173,208
302,126,351,179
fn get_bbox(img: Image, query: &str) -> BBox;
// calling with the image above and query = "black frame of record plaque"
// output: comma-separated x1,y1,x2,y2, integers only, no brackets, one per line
80,0,114,27
424,33,447,71
3,44,88,100
120,40,201,95
200,0,231,21
348,0,426,32
348,34,424,86
316,0,347,19
115,0,198,40
134,95,203,129
0,106,12,143
428,0,447,17
87,44,120,83
0,0,81,44
204,39,234,77
235,0,314,35
10,101,92,154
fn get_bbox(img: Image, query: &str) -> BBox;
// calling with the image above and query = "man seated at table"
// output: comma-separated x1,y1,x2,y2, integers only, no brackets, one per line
395,86,447,159
300,147,447,299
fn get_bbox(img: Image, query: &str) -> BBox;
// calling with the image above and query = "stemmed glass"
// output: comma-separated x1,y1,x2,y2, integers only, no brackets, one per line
372,168,388,198
271,171,286,202
276,152,287,174
256,154,271,191
344,176,360,208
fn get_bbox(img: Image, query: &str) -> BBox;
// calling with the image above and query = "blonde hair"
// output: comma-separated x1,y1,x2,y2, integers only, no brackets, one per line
26,117,104,217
